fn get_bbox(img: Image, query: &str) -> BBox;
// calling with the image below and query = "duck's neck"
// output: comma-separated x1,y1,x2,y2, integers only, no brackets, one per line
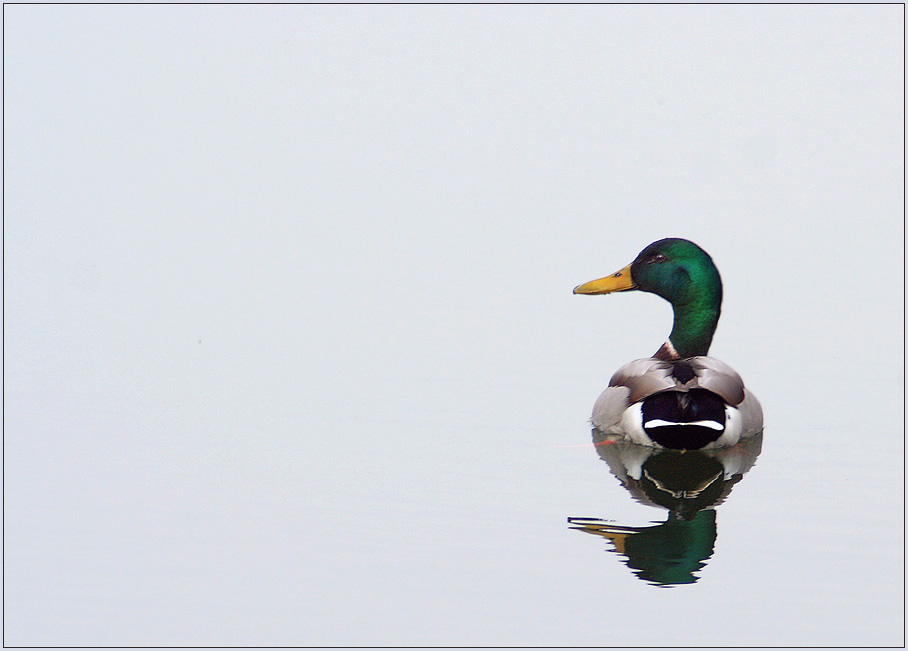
654,296,721,360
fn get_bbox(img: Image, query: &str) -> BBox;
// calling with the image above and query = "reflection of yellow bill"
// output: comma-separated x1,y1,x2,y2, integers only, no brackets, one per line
573,263,635,295
567,517,639,554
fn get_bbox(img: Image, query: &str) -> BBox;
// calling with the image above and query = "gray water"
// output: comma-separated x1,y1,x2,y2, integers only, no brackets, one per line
4,5,904,646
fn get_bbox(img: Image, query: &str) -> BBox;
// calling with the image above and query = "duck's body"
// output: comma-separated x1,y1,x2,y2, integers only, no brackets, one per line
591,355,763,449
575,238,763,450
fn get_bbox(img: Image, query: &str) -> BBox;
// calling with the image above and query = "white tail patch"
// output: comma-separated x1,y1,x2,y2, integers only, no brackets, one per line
644,419,725,431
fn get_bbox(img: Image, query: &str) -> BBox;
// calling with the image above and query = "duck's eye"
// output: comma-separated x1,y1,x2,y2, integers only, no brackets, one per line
647,252,668,263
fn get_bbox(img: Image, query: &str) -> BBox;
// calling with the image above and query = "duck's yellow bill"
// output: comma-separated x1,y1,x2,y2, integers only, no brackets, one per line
573,264,635,294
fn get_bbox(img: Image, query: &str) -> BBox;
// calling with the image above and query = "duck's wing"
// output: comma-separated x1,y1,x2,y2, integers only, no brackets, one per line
608,358,677,402
688,357,763,437
689,357,763,434
592,359,675,432
687,357,745,405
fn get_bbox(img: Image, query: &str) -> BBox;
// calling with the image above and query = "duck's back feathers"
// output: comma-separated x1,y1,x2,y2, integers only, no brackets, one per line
592,356,763,450
690,357,746,405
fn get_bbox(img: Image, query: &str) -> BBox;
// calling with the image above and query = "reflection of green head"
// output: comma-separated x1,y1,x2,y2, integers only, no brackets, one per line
622,509,717,586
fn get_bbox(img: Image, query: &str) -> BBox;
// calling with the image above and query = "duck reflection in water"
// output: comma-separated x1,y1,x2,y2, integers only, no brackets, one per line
569,431,762,587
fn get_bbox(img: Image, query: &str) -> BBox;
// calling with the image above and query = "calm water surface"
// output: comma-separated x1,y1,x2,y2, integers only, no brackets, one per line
5,303,902,645
4,4,903,646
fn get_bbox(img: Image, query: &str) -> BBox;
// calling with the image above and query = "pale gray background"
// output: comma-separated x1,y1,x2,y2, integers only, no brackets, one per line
4,4,903,646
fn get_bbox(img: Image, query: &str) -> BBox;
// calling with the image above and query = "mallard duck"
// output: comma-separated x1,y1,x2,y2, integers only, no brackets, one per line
574,238,763,450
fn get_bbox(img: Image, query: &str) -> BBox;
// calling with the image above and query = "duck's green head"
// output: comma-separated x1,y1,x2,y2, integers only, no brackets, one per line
574,238,723,359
